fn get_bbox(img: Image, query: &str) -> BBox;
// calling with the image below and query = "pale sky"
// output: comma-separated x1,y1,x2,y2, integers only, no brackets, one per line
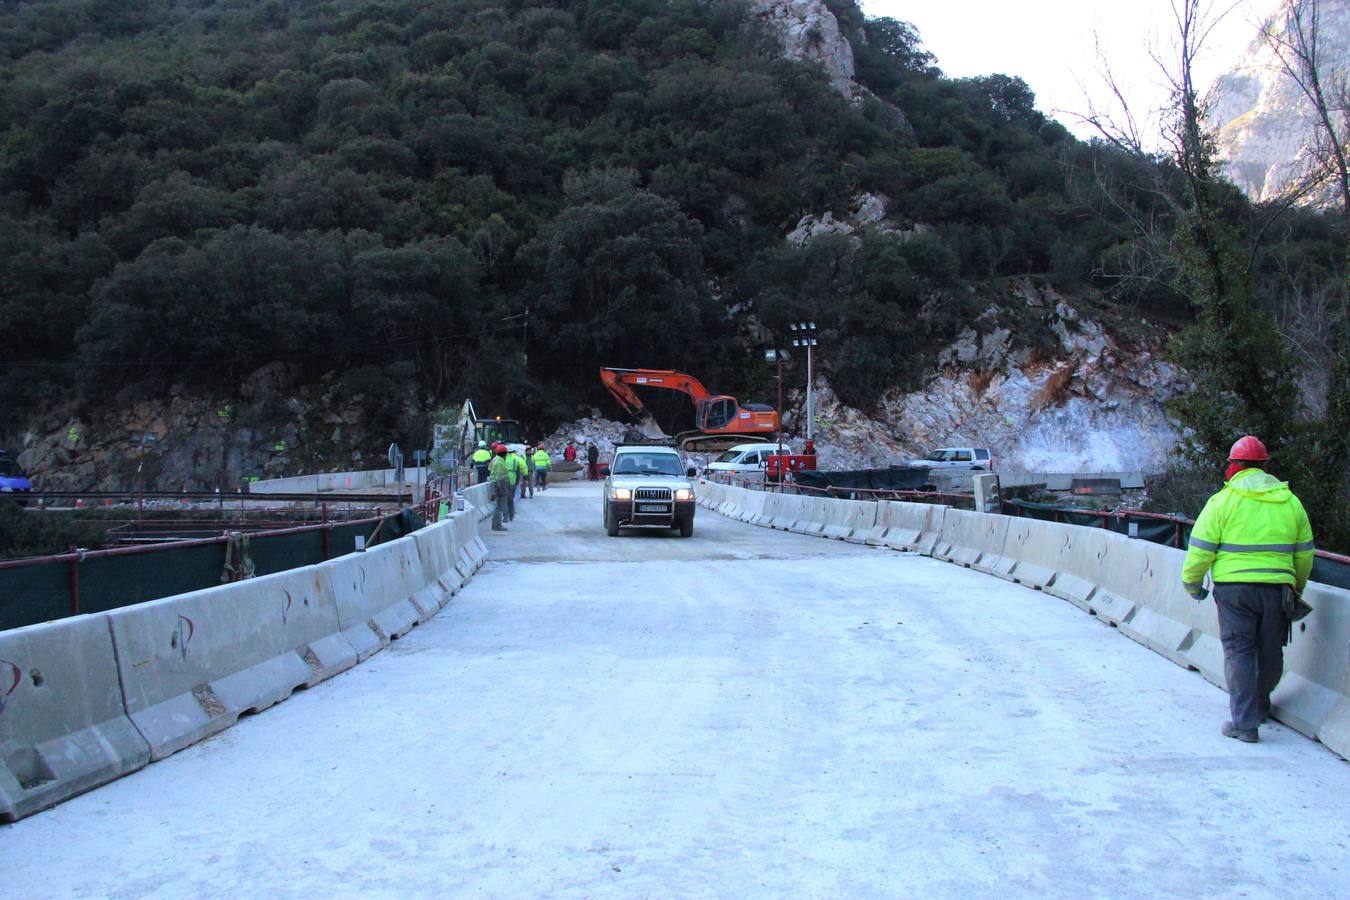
857,0,1273,139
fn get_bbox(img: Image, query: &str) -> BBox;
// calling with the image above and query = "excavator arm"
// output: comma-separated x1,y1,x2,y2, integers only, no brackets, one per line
599,368,714,419
599,367,778,451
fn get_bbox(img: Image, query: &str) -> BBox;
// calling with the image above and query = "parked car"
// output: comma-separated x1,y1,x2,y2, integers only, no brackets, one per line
912,447,993,471
603,445,697,537
705,442,794,477
0,451,33,506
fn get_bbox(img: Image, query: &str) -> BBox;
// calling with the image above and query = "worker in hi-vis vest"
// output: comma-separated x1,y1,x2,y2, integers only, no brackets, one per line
522,445,536,499
505,447,524,519
471,441,492,484
1181,435,1314,744
532,446,551,491
488,445,511,531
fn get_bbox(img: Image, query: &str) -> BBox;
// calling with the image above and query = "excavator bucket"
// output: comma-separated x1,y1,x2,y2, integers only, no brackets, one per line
633,412,669,440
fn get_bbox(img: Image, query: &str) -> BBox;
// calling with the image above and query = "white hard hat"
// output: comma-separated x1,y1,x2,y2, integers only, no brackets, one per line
478,440,486,447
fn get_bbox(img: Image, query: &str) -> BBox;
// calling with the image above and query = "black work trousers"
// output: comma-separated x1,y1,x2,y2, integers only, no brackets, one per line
1213,583,1288,731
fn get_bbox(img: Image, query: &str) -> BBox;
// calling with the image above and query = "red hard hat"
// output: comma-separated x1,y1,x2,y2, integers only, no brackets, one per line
1228,435,1268,462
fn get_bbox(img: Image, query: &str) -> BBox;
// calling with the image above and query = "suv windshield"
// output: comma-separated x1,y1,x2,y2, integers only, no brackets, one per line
714,450,742,463
0,459,21,477
612,453,684,476
924,450,949,462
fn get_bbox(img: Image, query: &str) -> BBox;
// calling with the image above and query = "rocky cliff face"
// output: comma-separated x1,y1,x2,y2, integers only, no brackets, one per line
789,280,1186,473
1212,0,1350,202
12,363,416,492
752,0,858,97
773,189,1187,474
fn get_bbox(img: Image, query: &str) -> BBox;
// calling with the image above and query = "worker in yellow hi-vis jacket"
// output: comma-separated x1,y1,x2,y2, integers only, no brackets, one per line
1182,435,1314,744
488,445,511,532
532,446,551,490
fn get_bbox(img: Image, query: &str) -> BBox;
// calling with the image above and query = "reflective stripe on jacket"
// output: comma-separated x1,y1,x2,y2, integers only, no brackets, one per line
1182,468,1314,592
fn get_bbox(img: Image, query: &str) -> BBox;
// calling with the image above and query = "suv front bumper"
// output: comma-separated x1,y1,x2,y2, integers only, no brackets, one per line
612,498,696,526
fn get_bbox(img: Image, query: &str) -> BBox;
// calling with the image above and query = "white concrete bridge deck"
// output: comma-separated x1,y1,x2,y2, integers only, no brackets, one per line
3,479,1348,897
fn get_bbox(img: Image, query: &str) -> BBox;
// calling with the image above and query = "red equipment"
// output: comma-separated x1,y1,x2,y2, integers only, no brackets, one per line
1228,435,1269,461
599,367,780,452
766,454,817,479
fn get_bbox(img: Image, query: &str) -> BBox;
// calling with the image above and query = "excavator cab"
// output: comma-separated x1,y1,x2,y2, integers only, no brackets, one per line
699,397,739,431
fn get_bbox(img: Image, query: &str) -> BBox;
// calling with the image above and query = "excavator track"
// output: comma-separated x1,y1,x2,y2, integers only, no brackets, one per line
676,432,775,454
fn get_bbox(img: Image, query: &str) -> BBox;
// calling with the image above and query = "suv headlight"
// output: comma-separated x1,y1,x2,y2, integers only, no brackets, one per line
612,488,632,500
675,489,693,501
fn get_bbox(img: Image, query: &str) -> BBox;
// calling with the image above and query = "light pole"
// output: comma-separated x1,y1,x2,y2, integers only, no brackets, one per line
789,322,818,442
764,348,789,489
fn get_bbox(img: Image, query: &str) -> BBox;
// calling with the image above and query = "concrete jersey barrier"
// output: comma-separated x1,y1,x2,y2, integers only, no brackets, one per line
1278,580,1350,758
107,566,356,760
737,490,766,524
869,501,947,554
323,540,426,661
789,495,830,535
453,509,487,573
769,492,808,531
461,482,494,520
413,518,468,605
932,509,1011,574
0,616,152,821
818,498,879,543
752,492,780,527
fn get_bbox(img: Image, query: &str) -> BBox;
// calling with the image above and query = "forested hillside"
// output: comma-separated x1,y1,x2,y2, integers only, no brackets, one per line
1,0,1168,424
1,1,1344,474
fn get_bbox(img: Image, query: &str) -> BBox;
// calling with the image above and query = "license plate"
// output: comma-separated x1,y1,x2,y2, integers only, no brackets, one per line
639,504,667,513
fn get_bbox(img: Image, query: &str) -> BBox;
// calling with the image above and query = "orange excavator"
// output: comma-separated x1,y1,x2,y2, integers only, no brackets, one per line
599,367,779,452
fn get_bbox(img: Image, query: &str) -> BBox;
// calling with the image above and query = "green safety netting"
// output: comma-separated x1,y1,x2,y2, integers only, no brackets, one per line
0,509,423,632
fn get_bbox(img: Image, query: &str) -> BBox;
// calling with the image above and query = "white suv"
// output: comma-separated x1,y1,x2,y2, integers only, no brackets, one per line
603,445,697,537
915,447,993,470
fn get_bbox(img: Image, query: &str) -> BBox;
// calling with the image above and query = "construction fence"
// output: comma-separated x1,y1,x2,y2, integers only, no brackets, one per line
0,508,422,632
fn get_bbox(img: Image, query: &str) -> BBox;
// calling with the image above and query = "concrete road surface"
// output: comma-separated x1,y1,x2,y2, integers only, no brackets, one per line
3,479,1348,897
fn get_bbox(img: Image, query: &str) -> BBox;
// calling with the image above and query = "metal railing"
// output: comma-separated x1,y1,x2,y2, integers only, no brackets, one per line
703,472,974,508
703,472,1350,567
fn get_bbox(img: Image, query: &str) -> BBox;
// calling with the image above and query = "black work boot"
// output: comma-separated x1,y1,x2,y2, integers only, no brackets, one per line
1222,722,1259,743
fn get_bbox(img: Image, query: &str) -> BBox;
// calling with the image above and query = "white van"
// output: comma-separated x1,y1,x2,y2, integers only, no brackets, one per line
705,442,794,476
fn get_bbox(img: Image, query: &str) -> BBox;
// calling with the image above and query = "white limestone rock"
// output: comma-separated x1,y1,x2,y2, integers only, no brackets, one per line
752,0,857,98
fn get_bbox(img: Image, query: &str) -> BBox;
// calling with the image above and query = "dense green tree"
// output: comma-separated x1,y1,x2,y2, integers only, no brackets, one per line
525,170,709,380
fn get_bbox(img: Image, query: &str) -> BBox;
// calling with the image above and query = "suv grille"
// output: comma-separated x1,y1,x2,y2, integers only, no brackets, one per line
635,488,672,501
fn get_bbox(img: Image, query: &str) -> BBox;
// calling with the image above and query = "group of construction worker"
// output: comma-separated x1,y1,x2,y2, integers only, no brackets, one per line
469,440,552,531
